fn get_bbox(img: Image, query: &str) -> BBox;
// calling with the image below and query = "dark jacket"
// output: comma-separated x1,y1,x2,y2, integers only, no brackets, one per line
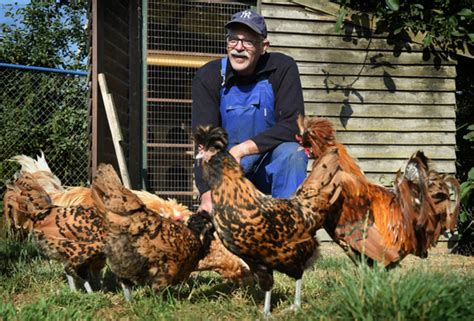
192,52,305,194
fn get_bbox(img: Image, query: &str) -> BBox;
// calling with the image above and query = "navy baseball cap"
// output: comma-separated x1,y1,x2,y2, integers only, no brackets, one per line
225,9,267,38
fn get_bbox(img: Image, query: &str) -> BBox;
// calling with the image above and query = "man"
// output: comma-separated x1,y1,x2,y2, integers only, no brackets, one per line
192,9,308,213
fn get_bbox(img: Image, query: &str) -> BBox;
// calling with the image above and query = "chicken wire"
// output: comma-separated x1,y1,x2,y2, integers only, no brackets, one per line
146,1,254,209
0,64,89,197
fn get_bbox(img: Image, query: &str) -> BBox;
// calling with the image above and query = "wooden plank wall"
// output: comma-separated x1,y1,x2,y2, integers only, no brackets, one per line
91,0,141,188
262,0,457,184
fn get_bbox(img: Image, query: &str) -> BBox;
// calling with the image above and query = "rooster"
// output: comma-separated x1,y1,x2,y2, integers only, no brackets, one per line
3,152,251,284
193,125,342,316
297,116,461,267
7,172,106,293
91,163,215,301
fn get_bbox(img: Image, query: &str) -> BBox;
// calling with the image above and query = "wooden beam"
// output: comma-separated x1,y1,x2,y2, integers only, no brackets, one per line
98,73,131,189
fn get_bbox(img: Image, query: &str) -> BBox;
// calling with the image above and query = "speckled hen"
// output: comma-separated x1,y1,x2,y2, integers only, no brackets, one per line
193,125,342,316
91,164,214,301
8,172,106,292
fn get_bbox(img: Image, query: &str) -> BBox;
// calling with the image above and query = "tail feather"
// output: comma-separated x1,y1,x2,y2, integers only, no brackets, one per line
132,190,192,221
9,152,64,194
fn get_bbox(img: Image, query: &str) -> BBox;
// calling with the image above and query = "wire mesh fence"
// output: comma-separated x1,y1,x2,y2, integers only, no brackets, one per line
0,64,89,197
146,1,252,209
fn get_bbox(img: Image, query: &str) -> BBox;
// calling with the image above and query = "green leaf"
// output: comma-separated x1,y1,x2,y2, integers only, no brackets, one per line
335,7,348,33
423,34,433,46
457,8,474,17
467,124,474,130
386,0,399,11
463,131,474,142
460,182,473,205
393,26,404,34
468,167,474,180
413,4,424,9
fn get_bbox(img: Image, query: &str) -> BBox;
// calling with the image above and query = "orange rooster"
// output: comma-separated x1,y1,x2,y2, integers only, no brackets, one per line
3,152,251,284
193,125,342,316
7,171,107,293
297,116,461,267
91,163,215,300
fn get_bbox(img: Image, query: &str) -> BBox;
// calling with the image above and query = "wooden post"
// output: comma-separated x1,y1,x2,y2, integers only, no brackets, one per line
98,73,131,189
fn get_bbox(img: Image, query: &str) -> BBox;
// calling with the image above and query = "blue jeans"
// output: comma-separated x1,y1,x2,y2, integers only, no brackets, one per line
240,142,308,198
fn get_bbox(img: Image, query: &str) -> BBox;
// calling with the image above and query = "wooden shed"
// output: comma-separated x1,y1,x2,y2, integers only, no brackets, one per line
89,0,459,209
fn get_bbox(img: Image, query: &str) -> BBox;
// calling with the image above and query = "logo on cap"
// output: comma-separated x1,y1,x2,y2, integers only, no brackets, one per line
240,10,252,19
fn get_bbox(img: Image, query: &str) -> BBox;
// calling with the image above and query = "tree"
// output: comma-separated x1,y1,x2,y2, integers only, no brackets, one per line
0,1,89,189
335,0,473,55
0,0,87,69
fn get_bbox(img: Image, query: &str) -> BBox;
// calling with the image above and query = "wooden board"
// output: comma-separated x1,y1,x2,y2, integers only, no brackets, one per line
269,33,426,52
326,117,456,132
300,75,456,91
270,47,456,65
335,132,456,145
262,3,339,21
308,158,456,173
296,62,457,78
302,89,456,104
343,145,456,159
304,103,456,118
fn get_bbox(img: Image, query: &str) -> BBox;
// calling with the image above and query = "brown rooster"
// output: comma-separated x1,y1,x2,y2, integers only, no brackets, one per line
91,163,215,301
4,153,251,284
297,116,461,267
7,171,107,293
193,125,342,316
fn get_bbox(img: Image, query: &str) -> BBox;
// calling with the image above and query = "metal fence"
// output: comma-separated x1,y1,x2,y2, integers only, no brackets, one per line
146,1,252,209
0,63,89,196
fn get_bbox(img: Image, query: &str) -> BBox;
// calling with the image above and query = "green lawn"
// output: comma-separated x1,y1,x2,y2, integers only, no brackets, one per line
1,237,473,321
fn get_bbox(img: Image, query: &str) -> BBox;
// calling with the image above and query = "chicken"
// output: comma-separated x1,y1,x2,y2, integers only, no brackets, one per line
7,171,106,293
4,152,252,284
297,116,461,267
195,231,251,284
91,163,215,301
3,152,64,238
193,125,342,316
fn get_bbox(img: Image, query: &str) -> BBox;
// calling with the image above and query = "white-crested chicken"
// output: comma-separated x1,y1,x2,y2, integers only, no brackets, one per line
91,163,215,301
7,172,106,293
297,116,461,267
4,152,252,284
193,125,343,316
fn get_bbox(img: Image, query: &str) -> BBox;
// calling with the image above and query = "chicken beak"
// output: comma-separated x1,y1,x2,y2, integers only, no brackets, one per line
196,150,204,159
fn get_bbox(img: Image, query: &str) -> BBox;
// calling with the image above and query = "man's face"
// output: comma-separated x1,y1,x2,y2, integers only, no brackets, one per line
226,25,269,76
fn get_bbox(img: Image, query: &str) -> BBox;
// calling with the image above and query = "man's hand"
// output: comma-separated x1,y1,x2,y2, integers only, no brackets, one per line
229,140,259,164
198,191,213,213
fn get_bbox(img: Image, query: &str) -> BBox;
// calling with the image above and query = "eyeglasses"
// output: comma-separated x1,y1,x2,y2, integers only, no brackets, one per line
226,36,259,49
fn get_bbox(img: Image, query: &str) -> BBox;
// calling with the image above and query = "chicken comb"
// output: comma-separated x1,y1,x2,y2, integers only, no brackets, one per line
193,125,228,151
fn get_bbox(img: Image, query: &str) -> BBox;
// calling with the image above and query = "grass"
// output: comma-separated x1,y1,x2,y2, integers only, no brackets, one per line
1,238,473,321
